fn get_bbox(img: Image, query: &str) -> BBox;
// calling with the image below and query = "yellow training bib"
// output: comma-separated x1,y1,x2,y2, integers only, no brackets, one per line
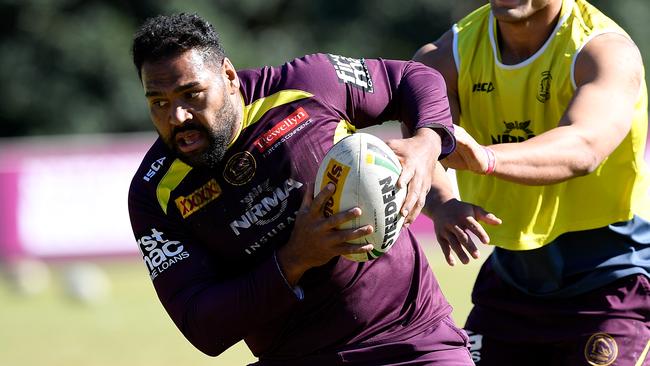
454,0,650,250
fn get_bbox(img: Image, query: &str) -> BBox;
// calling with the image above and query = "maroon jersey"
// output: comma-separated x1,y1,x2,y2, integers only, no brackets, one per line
128,54,457,363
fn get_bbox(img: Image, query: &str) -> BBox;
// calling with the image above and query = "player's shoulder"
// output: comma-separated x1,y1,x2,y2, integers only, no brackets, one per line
128,138,177,204
236,53,335,103
413,30,457,87
413,30,453,64
575,32,643,86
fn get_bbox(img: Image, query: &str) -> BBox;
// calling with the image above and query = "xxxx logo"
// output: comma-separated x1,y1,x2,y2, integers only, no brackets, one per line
175,179,222,218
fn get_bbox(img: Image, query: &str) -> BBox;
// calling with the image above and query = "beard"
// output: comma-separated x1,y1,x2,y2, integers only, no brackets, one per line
166,95,238,170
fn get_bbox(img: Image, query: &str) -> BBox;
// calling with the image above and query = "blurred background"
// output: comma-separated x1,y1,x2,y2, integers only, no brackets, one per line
1,0,649,365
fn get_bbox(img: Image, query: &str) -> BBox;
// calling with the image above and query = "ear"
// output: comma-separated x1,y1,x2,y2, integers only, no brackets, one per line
222,57,240,94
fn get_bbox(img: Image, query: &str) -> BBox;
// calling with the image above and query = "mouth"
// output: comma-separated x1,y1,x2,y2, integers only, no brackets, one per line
492,0,522,7
175,129,207,154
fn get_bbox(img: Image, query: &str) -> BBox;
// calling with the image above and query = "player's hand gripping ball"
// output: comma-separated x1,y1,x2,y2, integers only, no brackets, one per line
314,133,407,262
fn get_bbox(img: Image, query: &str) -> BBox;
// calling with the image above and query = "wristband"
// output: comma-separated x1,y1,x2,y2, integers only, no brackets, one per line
484,146,496,175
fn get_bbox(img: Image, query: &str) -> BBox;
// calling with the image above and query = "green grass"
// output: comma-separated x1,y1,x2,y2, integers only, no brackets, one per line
0,239,488,366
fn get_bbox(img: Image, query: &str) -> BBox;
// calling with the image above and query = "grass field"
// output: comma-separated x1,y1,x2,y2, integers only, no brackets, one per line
0,238,489,366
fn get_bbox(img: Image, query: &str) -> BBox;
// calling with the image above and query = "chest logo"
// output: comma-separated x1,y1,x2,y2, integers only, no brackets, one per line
223,151,256,186
584,333,617,366
537,70,552,103
174,179,222,218
254,107,310,154
143,156,166,182
472,82,495,93
230,178,303,236
491,120,536,144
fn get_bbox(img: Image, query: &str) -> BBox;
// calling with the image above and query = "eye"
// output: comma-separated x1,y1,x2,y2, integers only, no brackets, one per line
151,99,169,108
186,91,202,99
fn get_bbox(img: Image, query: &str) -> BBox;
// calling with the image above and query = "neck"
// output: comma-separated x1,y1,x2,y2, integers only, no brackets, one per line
496,1,563,64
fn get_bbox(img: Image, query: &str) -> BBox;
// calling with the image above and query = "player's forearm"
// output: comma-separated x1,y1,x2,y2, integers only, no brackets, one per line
423,162,456,219
395,61,455,157
164,257,300,356
488,126,604,185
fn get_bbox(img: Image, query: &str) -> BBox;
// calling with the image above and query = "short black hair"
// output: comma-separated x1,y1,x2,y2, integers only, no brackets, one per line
132,13,225,78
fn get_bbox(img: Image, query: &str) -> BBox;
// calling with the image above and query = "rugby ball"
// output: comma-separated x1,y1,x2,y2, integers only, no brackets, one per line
314,133,407,262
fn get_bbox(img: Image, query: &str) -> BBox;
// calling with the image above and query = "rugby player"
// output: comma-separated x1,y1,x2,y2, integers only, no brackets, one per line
128,13,476,365
414,0,650,364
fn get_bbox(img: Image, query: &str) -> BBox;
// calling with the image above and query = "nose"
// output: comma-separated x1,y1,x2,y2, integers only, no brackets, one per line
170,105,193,126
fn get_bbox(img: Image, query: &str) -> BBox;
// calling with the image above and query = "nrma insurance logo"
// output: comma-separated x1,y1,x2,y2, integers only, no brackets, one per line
137,228,189,280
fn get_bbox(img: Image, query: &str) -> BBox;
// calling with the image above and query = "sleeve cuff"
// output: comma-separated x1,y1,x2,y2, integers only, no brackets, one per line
419,123,456,160
273,251,304,300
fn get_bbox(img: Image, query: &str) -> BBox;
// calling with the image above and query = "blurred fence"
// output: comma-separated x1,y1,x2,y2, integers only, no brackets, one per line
0,128,648,261
0,133,157,260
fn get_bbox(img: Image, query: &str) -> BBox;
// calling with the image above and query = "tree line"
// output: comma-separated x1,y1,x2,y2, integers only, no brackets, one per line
1,0,647,137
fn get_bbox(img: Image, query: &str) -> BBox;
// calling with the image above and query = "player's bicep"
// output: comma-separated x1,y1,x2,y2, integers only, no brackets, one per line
413,30,460,123
563,33,643,159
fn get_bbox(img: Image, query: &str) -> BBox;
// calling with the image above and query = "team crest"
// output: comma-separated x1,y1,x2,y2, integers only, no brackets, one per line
584,333,618,366
537,70,552,103
223,151,256,186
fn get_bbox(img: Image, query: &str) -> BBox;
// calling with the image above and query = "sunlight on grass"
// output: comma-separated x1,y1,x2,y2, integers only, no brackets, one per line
0,239,489,366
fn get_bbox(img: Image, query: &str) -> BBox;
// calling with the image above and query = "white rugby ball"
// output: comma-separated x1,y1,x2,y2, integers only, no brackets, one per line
314,132,407,262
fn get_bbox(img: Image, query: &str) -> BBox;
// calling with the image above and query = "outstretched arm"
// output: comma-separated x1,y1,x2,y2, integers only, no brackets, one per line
440,33,644,185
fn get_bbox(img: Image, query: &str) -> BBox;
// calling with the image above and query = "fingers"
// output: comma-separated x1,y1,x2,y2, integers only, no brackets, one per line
399,169,430,225
436,221,482,266
310,182,335,216
464,216,490,245
475,207,503,226
396,165,414,191
438,236,456,266
448,226,472,264
325,207,363,230
326,224,374,244
397,164,417,223
431,201,501,266
341,242,375,256
327,226,375,257
300,181,316,211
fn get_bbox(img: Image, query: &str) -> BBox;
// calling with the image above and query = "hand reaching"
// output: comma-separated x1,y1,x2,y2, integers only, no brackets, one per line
442,125,491,174
431,198,502,266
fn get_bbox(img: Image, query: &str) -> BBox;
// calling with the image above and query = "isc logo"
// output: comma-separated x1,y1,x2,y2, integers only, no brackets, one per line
143,157,166,182
472,82,494,93
137,228,189,279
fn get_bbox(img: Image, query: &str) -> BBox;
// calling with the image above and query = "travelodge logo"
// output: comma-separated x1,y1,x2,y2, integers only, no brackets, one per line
174,179,221,218
254,107,310,152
